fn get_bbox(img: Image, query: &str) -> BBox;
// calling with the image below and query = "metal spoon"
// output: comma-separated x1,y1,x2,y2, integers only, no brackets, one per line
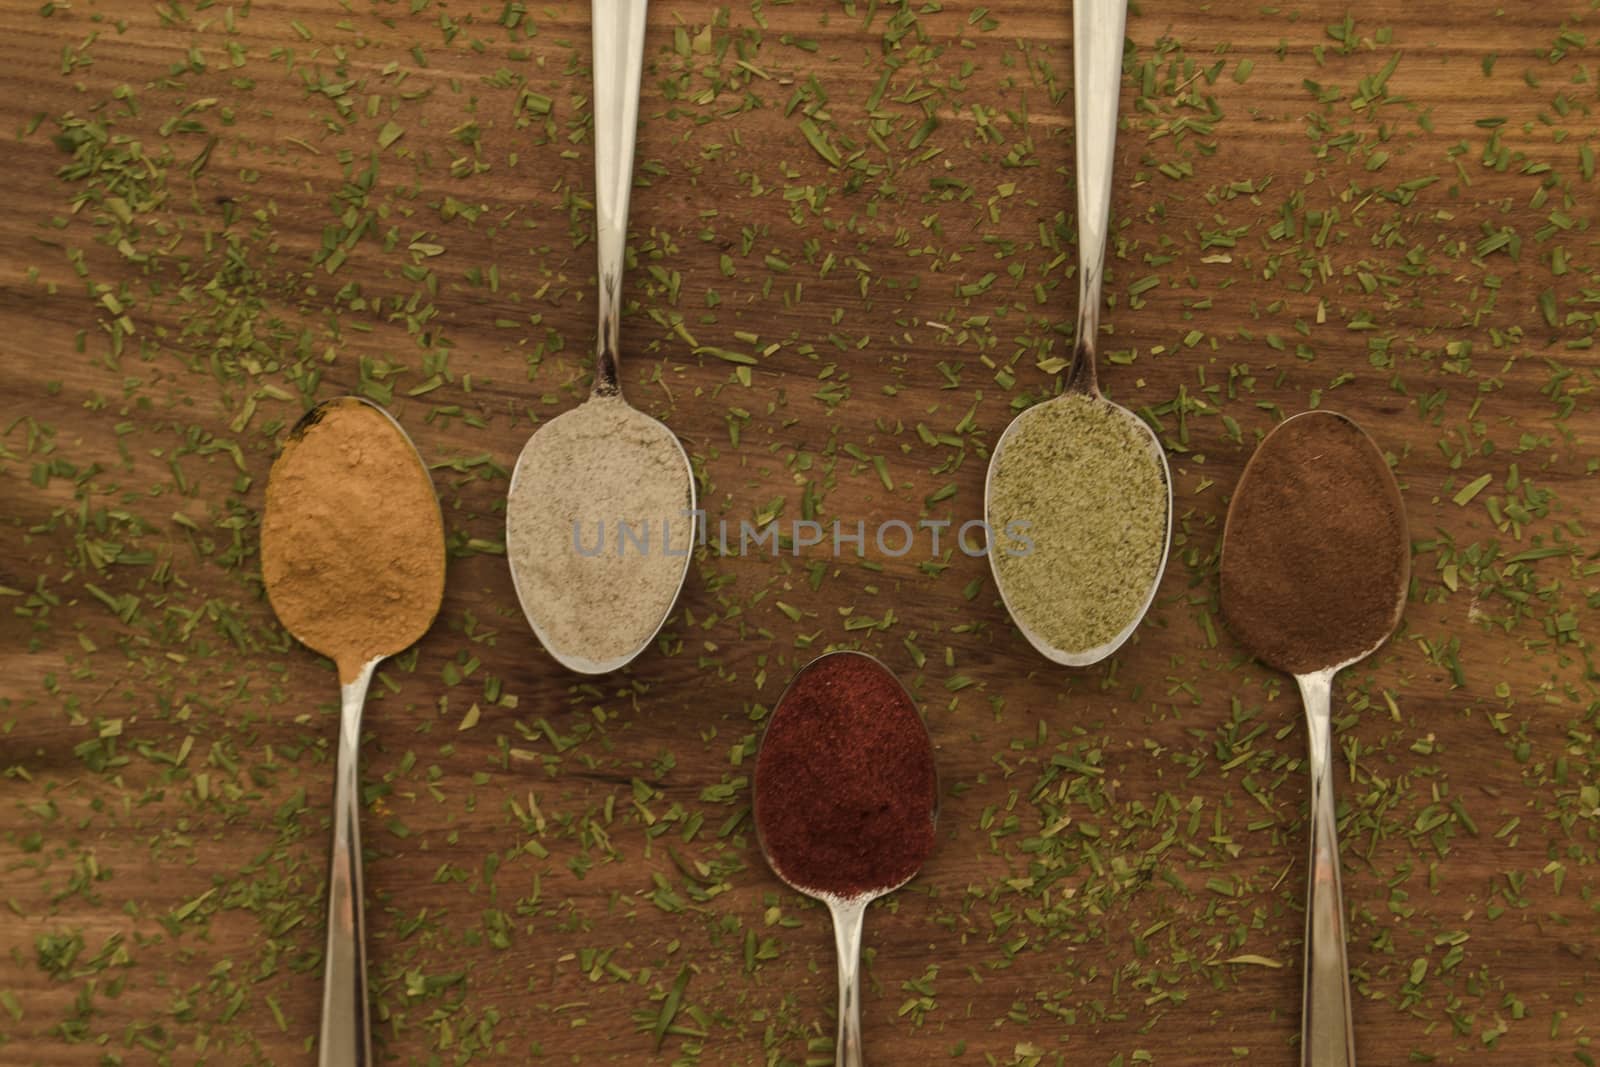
752,652,939,1067
1219,411,1410,1067
983,0,1172,666
260,397,447,1067
504,0,695,674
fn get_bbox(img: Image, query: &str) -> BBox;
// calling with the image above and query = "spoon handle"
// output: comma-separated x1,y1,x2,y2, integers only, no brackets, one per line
1297,669,1357,1067
827,896,868,1067
590,0,649,398
1066,0,1128,396
319,661,378,1067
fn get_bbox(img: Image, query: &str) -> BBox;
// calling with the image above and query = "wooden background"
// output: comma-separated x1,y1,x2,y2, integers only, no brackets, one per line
1,0,1596,1064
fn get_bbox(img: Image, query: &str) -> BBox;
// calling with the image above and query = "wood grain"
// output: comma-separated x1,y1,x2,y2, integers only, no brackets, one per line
1,0,1595,1065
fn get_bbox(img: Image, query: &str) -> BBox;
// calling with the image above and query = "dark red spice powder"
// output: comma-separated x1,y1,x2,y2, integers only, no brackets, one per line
753,652,937,898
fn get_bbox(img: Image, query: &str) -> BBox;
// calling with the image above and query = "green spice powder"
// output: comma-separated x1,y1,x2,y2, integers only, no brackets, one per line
986,394,1168,655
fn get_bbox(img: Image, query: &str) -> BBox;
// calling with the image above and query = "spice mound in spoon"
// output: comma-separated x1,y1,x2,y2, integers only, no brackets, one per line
986,393,1169,658
1220,411,1408,674
506,395,693,672
260,397,446,682
754,652,937,899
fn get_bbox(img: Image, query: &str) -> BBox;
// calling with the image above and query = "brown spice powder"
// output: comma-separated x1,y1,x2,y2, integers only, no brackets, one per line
1220,411,1409,675
260,398,446,682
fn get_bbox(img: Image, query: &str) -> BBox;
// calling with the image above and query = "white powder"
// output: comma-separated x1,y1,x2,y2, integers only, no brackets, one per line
506,397,694,672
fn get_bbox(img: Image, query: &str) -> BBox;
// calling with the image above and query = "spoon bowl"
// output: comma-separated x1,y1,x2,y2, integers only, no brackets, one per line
260,395,446,1067
1220,409,1409,1067
985,395,1172,666
753,651,938,1067
264,397,446,675
1220,410,1409,676
505,400,695,676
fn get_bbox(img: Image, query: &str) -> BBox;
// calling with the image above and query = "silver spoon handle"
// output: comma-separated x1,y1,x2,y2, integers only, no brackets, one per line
591,0,648,397
1066,0,1128,395
1298,669,1357,1067
319,661,378,1067
828,896,868,1067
